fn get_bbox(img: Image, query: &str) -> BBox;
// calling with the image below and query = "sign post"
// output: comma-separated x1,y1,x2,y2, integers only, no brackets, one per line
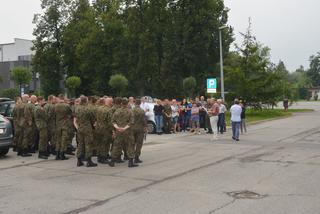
207,78,217,94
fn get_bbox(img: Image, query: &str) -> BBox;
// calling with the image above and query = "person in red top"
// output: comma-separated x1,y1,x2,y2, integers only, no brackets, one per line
207,98,220,141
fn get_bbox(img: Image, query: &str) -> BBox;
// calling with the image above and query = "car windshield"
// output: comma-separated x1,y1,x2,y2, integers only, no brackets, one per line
0,103,9,115
7,103,15,117
0,115,6,122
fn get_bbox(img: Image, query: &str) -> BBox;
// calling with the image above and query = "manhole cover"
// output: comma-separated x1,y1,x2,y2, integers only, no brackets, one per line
226,190,267,200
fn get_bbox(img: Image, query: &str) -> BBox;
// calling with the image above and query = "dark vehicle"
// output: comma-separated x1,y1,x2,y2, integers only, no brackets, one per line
0,101,15,122
0,98,12,103
0,115,13,156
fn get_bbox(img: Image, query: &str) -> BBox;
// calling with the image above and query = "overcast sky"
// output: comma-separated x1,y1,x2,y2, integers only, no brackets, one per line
1,0,319,71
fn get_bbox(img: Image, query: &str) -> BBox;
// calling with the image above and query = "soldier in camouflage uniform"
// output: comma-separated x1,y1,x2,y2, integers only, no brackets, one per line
66,99,76,155
34,96,48,159
88,96,98,156
55,94,72,160
74,96,97,167
29,95,38,152
163,99,173,134
12,97,21,150
109,98,137,168
12,97,25,156
132,99,147,163
95,98,111,164
21,95,36,156
109,97,123,162
44,95,56,155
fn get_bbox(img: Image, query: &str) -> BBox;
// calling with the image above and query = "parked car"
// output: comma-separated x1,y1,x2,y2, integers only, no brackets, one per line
0,115,13,156
0,98,12,103
0,100,15,124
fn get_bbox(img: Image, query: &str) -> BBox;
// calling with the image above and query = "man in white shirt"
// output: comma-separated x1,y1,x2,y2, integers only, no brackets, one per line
140,97,150,113
230,99,242,141
217,99,227,134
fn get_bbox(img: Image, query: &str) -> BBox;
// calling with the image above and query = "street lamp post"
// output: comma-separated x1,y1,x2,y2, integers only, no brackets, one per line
219,26,228,101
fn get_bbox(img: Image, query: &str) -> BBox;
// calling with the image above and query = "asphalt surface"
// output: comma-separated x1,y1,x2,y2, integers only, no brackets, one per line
1,102,320,214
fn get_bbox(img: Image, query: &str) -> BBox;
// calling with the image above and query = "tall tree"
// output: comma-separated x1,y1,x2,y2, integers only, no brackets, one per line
224,21,283,105
307,52,320,87
32,0,71,96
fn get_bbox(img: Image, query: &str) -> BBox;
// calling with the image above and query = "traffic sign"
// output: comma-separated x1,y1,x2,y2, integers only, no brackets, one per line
207,78,217,93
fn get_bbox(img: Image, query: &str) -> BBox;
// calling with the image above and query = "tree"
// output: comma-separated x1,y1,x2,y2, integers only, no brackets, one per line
307,52,320,87
10,67,33,95
183,76,197,98
0,88,20,99
108,74,128,96
65,76,81,97
32,0,71,97
224,20,284,106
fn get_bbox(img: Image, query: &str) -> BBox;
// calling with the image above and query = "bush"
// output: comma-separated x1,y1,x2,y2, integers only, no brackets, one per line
65,76,81,97
0,88,20,99
108,74,128,96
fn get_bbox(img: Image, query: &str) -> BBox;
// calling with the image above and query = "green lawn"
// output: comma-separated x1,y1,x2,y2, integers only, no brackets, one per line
225,109,314,126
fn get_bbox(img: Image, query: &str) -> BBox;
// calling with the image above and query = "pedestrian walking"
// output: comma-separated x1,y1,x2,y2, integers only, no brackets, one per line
230,99,242,141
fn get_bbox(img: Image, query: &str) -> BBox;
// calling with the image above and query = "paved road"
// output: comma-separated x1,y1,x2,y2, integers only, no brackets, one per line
1,102,320,214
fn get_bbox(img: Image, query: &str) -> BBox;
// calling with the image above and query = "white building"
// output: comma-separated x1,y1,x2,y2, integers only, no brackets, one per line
0,38,39,92
0,38,33,62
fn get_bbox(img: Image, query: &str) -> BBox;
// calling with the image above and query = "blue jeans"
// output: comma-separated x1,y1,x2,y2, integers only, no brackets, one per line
218,113,225,133
183,115,191,131
155,115,163,133
232,121,241,140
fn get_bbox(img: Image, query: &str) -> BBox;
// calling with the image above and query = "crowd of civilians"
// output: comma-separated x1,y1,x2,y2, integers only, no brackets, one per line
146,96,247,141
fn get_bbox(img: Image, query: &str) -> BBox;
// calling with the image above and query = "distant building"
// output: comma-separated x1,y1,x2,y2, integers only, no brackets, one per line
0,38,39,93
308,87,320,100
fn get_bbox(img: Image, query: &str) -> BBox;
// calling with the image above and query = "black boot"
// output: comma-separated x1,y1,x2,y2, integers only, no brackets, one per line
21,149,32,157
60,152,69,160
128,158,138,168
108,158,115,167
86,157,98,167
116,157,124,163
98,156,108,164
38,151,48,159
55,151,60,160
77,158,84,167
17,148,22,156
134,157,143,164
44,151,50,157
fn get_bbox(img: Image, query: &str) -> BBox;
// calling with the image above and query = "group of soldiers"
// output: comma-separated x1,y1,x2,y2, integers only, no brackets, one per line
13,94,147,168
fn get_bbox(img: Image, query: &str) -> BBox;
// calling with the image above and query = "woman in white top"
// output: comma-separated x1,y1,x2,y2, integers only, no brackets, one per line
171,99,179,133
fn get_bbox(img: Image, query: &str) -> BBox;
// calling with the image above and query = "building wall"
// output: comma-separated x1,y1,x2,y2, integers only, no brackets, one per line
0,38,33,62
0,61,40,92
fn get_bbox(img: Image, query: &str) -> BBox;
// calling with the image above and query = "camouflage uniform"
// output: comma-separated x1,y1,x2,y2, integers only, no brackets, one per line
75,104,95,159
44,103,56,149
13,103,25,151
66,105,75,149
95,105,112,160
132,107,147,159
34,105,48,153
163,104,172,133
89,104,98,154
111,107,134,159
22,103,36,150
55,102,73,153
